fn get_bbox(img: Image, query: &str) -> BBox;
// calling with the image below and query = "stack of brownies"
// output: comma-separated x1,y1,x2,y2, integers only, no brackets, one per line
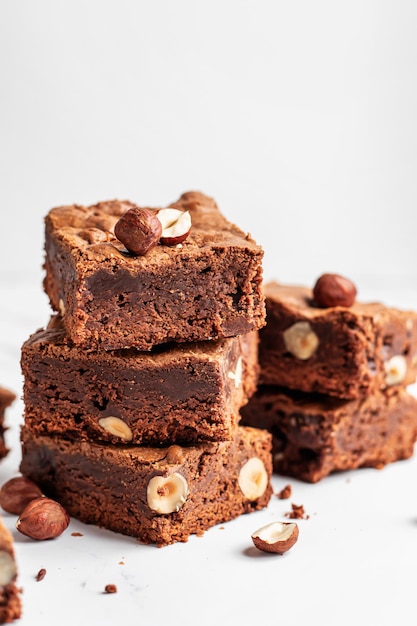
19,191,273,546
241,278,417,483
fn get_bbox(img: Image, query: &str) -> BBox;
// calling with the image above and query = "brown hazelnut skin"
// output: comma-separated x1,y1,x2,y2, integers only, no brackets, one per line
114,207,162,255
16,497,70,540
0,476,43,515
313,273,357,308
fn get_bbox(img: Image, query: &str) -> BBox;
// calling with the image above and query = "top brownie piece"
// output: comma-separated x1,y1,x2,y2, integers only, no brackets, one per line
259,281,417,399
43,191,265,350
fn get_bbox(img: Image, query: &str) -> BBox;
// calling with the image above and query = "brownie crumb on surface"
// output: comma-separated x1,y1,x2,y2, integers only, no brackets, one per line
104,584,117,594
285,503,309,520
35,568,46,582
277,484,292,499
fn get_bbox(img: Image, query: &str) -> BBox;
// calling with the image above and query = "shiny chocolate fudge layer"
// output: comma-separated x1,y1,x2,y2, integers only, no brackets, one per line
259,282,417,399
43,191,265,351
21,317,259,445
20,426,273,547
241,385,417,483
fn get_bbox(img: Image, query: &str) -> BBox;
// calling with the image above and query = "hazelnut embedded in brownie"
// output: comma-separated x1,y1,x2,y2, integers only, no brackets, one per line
21,316,259,445
258,281,417,399
240,385,417,483
43,191,266,351
20,425,273,547
0,515,22,623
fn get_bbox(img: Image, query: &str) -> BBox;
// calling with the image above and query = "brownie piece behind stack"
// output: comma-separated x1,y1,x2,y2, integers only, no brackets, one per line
0,515,21,623
241,280,417,482
20,191,272,545
0,387,15,462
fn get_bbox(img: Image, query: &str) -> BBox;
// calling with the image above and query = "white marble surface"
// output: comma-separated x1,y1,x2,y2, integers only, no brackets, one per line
0,269,416,626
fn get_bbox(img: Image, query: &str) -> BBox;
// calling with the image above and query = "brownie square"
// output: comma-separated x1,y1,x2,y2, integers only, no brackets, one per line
43,191,265,351
258,282,417,399
241,385,417,483
21,317,259,445
20,426,273,546
0,387,15,462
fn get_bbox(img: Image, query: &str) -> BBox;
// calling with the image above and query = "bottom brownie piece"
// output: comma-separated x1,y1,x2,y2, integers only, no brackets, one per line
20,426,273,546
240,386,417,483
0,515,22,623
0,388,15,462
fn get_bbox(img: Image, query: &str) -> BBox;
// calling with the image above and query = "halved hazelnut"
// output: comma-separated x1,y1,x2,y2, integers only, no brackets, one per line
228,356,242,389
147,473,189,514
283,321,319,360
384,355,407,385
114,206,162,255
98,416,133,442
157,208,191,245
251,521,299,554
0,550,17,585
238,457,268,501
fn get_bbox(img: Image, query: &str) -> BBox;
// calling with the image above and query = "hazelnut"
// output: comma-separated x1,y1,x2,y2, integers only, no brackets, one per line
313,273,357,308
228,356,243,389
16,497,70,540
384,355,407,385
146,473,189,514
283,321,319,360
238,457,268,501
0,550,17,586
251,521,299,554
157,208,191,245
98,416,133,442
164,445,186,464
0,476,43,515
114,207,162,255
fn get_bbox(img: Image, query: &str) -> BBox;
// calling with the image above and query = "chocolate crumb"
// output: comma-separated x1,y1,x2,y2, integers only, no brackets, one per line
71,532,83,536
36,568,46,582
284,503,309,520
277,484,292,499
104,584,117,594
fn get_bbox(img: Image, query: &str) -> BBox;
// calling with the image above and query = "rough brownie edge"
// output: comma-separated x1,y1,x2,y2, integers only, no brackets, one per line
240,385,417,483
0,388,15,462
43,191,266,350
21,317,259,444
258,282,417,399
0,515,22,623
19,426,273,546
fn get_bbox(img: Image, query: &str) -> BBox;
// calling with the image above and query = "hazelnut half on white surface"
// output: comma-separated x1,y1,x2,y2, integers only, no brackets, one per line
251,521,299,554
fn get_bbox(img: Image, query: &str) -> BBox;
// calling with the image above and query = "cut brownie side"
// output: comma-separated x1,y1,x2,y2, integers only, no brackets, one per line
43,191,265,351
0,388,15,462
21,317,259,445
259,282,417,399
20,426,273,546
0,515,22,623
241,385,417,483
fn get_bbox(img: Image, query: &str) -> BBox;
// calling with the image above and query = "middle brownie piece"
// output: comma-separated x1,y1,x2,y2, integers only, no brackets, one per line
21,317,259,445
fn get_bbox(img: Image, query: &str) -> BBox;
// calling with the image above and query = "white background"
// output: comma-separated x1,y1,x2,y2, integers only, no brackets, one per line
1,2,417,625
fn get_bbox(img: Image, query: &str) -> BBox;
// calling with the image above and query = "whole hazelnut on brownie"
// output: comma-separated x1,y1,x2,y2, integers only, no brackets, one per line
114,206,162,255
313,273,357,308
